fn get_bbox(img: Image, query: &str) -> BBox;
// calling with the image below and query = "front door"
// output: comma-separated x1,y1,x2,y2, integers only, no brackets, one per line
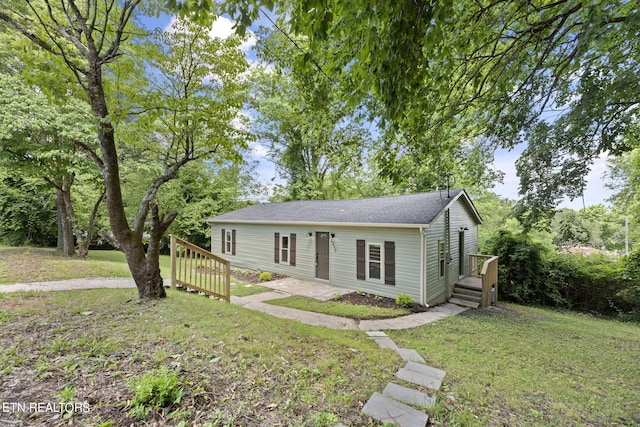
316,232,330,280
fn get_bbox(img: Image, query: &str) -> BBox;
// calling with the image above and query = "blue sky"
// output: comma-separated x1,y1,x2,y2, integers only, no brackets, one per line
142,11,614,209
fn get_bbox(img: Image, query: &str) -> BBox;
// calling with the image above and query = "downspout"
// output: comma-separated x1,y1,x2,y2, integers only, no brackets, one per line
420,226,428,306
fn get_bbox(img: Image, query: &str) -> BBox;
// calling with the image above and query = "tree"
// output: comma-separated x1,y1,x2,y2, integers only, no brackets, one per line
186,0,638,225
0,2,248,298
249,30,371,201
0,73,104,257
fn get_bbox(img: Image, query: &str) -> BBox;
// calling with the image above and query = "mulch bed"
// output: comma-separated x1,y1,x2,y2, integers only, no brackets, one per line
339,292,429,313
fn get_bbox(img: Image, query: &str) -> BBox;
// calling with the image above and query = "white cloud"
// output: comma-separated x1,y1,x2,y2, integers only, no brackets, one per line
250,142,269,158
164,16,256,53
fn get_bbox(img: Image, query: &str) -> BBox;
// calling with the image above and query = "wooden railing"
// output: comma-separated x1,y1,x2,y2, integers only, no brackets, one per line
170,235,230,302
469,254,499,307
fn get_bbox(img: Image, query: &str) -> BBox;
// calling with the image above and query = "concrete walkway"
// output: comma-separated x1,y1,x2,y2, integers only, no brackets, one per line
0,277,467,331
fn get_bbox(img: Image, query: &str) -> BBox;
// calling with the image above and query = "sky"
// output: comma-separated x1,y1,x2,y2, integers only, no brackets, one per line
148,11,615,210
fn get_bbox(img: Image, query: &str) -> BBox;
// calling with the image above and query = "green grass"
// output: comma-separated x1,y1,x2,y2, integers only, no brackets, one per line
0,288,397,426
389,304,640,426
0,247,171,284
230,280,273,297
266,295,410,320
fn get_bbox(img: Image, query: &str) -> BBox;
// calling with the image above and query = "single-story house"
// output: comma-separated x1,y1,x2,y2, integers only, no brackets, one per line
207,189,483,307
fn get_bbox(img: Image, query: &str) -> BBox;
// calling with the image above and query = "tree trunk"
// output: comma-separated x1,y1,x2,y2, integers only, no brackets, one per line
56,188,75,257
56,190,64,254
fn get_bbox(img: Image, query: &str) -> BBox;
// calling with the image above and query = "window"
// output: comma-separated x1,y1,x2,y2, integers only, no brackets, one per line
368,244,381,280
274,233,296,266
281,235,289,263
225,231,232,254
438,240,445,278
357,240,395,285
221,229,236,255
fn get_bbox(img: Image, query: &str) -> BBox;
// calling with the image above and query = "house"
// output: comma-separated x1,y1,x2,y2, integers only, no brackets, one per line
207,189,483,307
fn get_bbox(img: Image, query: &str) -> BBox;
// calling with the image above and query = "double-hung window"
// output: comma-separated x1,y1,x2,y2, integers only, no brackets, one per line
368,244,381,280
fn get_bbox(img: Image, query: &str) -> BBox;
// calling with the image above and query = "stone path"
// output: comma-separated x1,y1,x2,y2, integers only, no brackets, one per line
356,331,445,427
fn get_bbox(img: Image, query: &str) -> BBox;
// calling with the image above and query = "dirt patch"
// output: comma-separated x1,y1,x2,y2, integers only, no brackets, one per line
339,292,429,314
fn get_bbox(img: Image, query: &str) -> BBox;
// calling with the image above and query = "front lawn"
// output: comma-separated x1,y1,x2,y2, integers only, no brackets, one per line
267,295,411,320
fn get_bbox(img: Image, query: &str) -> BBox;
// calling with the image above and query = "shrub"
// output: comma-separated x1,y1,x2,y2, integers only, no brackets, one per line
128,366,183,416
259,271,272,282
396,294,414,308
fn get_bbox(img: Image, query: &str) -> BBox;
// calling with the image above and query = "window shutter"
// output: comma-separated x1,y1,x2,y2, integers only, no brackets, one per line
231,230,236,255
221,229,226,254
290,234,296,266
384,241,395,286
274,232,280,263
356,239,365,280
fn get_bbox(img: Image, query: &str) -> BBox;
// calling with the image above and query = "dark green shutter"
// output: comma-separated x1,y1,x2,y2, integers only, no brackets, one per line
221,229,226,254
356,239,365,280
384,241,395,285
231,230,236,255
290,234,296,266
274,232,280,263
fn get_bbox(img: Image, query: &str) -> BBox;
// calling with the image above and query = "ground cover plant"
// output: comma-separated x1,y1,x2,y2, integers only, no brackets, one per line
390,304,640,426
1,246,639,425
265,295,411,320
0,289,398,426
0,248,171,284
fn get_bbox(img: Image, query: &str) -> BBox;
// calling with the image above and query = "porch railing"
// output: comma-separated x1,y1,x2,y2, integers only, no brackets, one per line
170,235,230,302
468,254,499,307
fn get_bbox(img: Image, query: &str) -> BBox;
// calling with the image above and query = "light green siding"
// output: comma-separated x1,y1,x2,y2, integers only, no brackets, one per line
210,223,423,302
424,198,480,305
209,192,481,306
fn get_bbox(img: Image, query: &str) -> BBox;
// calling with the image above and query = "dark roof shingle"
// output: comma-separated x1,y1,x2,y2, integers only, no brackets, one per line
209,189,473,226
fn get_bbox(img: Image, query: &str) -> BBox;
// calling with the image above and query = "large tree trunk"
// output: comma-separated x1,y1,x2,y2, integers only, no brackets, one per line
86,65,169,299
56,188,75,257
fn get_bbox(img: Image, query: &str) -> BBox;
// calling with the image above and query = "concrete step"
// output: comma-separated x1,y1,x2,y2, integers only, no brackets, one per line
383,382,436,409
362,392,429,427
449,297,480,308
396,362,445,390
451,291,481,302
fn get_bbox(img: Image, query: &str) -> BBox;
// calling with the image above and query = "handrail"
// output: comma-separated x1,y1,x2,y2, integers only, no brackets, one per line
170,235,231,302
468,254,498,307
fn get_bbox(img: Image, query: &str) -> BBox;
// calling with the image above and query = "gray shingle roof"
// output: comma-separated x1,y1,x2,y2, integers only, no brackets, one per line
209,189,475,226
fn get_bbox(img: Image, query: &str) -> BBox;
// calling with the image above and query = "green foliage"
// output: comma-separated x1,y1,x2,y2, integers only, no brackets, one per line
128,366,184,414
259,271,272,282
485,231,548,305
619,250,640,320
395,294,414,308
0,173,57,246
249,30,372,201
486,230,638,319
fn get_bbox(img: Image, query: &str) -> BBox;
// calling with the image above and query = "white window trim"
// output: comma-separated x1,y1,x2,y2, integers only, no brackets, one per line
367,242,383,282
280,234,290,265
225,230,233,255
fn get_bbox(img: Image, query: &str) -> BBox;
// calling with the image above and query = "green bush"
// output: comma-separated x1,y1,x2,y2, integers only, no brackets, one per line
484,230,637,320
396,293,414,308
128,366,183,414
259,271,272,282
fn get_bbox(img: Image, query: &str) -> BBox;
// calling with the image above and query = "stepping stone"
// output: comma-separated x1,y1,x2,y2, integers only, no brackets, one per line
362,392,428,427
366,331,388,337
383,382,436,408
370,336,399,350
404,361,446,380
396,362,446,391
333,424,349,427
394,348,426,363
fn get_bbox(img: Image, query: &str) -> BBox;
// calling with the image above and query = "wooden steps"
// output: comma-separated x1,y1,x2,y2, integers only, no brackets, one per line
450,276,482,308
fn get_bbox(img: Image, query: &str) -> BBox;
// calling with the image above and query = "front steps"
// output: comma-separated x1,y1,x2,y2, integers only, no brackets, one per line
450,276,482,308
